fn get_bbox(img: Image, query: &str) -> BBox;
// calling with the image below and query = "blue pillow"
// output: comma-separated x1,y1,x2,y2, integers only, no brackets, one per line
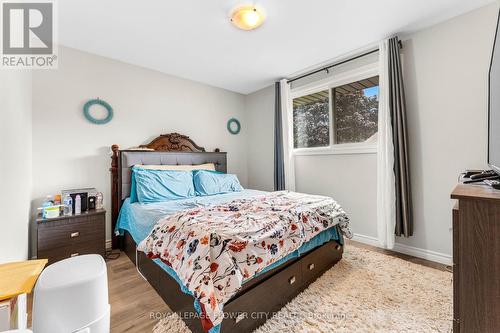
193,170,243,196
129,170,139,203
132,168,195,203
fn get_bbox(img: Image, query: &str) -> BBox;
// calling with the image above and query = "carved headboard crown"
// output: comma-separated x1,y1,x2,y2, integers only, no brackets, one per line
139,133,206,152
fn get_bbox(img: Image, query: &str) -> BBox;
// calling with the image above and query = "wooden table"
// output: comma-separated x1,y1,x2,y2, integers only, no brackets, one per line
0,259,47,330
451,184,500,332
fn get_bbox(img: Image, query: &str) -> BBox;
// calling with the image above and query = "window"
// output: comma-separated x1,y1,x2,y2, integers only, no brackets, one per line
291,74,379,152
293,90,329,148
333,76,379,144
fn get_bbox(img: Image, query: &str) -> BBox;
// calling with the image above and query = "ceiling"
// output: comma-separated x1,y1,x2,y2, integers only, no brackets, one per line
59,0,495,94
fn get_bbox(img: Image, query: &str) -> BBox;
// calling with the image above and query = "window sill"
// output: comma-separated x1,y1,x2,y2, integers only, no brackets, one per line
293,144,377,156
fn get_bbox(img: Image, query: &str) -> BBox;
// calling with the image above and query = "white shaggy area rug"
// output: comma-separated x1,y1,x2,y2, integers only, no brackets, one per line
153,245,452,333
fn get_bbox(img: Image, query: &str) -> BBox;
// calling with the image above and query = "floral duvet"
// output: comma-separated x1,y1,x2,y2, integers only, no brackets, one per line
138,191,351,331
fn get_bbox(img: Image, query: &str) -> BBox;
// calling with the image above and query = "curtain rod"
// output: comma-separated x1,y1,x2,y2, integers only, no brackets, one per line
286,40,402,84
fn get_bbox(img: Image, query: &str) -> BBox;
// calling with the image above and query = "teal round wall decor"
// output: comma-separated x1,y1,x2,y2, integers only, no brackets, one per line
83,99,113,125
227,118,241,135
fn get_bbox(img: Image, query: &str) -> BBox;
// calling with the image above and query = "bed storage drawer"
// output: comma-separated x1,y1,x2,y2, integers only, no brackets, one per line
132,238,343,333
301,241,343,284
137,251,161,294
221,259,303,332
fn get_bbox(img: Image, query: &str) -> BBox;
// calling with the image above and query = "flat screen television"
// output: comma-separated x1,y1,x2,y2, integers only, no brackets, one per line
489,10,500,175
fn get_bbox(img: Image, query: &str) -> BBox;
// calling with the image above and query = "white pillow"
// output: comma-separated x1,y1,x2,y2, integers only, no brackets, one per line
135,163,216,171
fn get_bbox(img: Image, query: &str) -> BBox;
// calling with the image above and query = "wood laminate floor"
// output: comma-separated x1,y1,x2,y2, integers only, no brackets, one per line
107,252,169,332
28,241,449,332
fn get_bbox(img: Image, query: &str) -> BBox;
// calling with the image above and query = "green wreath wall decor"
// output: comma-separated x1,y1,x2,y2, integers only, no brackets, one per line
83,98,113,125
227,118,241,135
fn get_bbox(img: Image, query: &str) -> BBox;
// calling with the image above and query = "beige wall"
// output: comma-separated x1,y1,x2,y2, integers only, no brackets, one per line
245,85,275,191
397,3,497,255
31,47,248,245
294,154,378,239
0,70,32,263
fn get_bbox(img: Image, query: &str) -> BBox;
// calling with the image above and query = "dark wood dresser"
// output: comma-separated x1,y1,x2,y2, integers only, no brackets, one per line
451,184,500,333
37,209,106,265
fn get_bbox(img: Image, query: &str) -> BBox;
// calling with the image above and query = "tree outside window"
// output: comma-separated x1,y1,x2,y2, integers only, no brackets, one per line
292,76,379,149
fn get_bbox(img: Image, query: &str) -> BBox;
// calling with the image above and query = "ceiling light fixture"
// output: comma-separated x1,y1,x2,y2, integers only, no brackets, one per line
230,5,265,31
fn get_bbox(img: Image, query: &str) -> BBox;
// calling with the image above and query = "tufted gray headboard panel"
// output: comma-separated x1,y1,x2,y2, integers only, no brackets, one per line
119,150,227,200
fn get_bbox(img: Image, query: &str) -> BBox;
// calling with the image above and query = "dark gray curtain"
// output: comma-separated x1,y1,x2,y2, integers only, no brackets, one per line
388,37,413,237
274,82,285,191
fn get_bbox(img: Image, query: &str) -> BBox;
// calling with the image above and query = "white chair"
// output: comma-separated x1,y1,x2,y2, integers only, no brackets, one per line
30,254,110,333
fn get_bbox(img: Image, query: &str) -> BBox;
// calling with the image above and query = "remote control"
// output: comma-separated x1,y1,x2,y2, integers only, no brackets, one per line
470,170,496,180
484,179,500,190
464,170,484,178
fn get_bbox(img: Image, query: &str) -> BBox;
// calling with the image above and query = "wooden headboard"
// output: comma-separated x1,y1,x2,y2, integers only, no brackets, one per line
136,133,207,152
109,133,227,249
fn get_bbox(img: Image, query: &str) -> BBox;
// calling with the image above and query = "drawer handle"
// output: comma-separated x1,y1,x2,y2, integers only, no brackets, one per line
308,263,315,271
70,231,80,238
234,312,246,324
70,252,79,257
288,276,296,285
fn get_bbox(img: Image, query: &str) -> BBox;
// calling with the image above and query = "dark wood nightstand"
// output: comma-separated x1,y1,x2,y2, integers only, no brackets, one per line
36,209,106,265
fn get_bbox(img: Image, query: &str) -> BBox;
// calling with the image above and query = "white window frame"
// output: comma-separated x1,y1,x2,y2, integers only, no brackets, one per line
289,62,379,156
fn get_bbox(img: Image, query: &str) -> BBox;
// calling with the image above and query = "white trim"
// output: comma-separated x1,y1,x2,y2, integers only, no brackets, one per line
393,242,452,266
351,233,452,266
293,144,377,156
290,63,379,97
351,233,380,247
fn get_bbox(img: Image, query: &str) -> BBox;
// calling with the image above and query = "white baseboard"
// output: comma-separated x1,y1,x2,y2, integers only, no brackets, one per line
351,233,380,247
393,242,452,266
351,233,452,266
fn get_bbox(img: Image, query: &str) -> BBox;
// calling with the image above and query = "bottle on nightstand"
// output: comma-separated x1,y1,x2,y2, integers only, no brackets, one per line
96,192,103,210
74,195,81,215
63,194,73,216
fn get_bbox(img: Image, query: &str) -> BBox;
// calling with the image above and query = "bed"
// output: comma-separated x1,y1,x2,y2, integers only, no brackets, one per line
110,133,351,333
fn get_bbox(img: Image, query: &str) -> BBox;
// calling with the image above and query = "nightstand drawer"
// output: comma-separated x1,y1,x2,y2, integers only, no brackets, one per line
38,218,104,252
38,242,105,264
